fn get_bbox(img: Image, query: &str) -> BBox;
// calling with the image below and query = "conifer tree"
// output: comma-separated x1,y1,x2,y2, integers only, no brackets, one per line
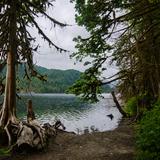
0,0,67,142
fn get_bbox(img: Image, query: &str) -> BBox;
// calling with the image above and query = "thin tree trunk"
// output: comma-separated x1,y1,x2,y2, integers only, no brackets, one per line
8,0,17,119
111,91,127,117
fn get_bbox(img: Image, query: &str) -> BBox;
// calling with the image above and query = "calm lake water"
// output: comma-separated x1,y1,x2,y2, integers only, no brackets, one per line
16,93,122,134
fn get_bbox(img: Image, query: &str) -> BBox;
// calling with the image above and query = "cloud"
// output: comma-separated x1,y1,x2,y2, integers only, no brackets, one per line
31,0,88,71
31,0,118,77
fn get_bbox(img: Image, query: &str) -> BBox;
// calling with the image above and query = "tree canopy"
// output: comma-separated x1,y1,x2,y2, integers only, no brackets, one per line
70,0,160,106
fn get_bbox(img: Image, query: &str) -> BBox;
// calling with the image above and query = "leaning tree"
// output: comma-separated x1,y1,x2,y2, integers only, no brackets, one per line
0,0,67,147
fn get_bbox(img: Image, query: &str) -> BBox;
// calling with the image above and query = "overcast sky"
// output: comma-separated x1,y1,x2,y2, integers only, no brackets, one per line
32,0,117,77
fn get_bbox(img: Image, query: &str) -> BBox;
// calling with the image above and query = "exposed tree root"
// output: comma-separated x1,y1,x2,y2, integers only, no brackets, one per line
0,100,66,152
4,121,12,146
0,118,65,151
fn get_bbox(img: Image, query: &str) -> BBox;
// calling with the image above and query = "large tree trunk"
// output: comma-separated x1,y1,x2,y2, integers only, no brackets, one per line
0,52,17,127
0,1,18,145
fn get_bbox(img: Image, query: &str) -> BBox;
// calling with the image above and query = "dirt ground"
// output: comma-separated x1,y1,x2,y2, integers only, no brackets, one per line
1,119,135,160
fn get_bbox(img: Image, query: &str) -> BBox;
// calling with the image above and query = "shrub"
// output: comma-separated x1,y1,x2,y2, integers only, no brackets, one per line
136,104,160,160
124,94,149,117
0,148,10,156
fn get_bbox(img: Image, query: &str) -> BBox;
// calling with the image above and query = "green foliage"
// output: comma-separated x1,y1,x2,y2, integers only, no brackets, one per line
0,148,10,156
17,66,81,93
68,66,112,102
1,65,112,94
136,104,160,160
124,94,150,116
72,0,160,105
69,0,116,102
124,97,137,116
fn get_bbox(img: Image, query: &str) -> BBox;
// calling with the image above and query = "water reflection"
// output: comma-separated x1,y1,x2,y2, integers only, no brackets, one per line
17,93,122,134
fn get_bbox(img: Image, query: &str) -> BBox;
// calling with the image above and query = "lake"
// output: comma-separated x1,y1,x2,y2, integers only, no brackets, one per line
16,93,122,134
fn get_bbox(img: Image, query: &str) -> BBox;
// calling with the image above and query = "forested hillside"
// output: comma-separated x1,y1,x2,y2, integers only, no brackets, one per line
16,66,111,93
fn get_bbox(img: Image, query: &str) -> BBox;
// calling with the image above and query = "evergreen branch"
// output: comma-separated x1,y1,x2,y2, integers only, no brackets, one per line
23,9,68,52
25,0,69,27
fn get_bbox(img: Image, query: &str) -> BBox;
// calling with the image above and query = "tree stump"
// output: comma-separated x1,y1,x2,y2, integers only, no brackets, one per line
27,100,35,123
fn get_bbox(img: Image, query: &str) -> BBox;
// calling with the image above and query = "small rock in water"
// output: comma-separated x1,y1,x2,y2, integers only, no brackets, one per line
107,114,114,120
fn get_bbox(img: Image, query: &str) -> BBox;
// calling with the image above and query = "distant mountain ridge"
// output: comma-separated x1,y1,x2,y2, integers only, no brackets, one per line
18,66,81,93
1,65,111,93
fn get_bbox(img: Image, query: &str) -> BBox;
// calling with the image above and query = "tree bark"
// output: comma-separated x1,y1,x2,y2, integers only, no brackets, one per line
27,100,36,123
0,1,18,146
